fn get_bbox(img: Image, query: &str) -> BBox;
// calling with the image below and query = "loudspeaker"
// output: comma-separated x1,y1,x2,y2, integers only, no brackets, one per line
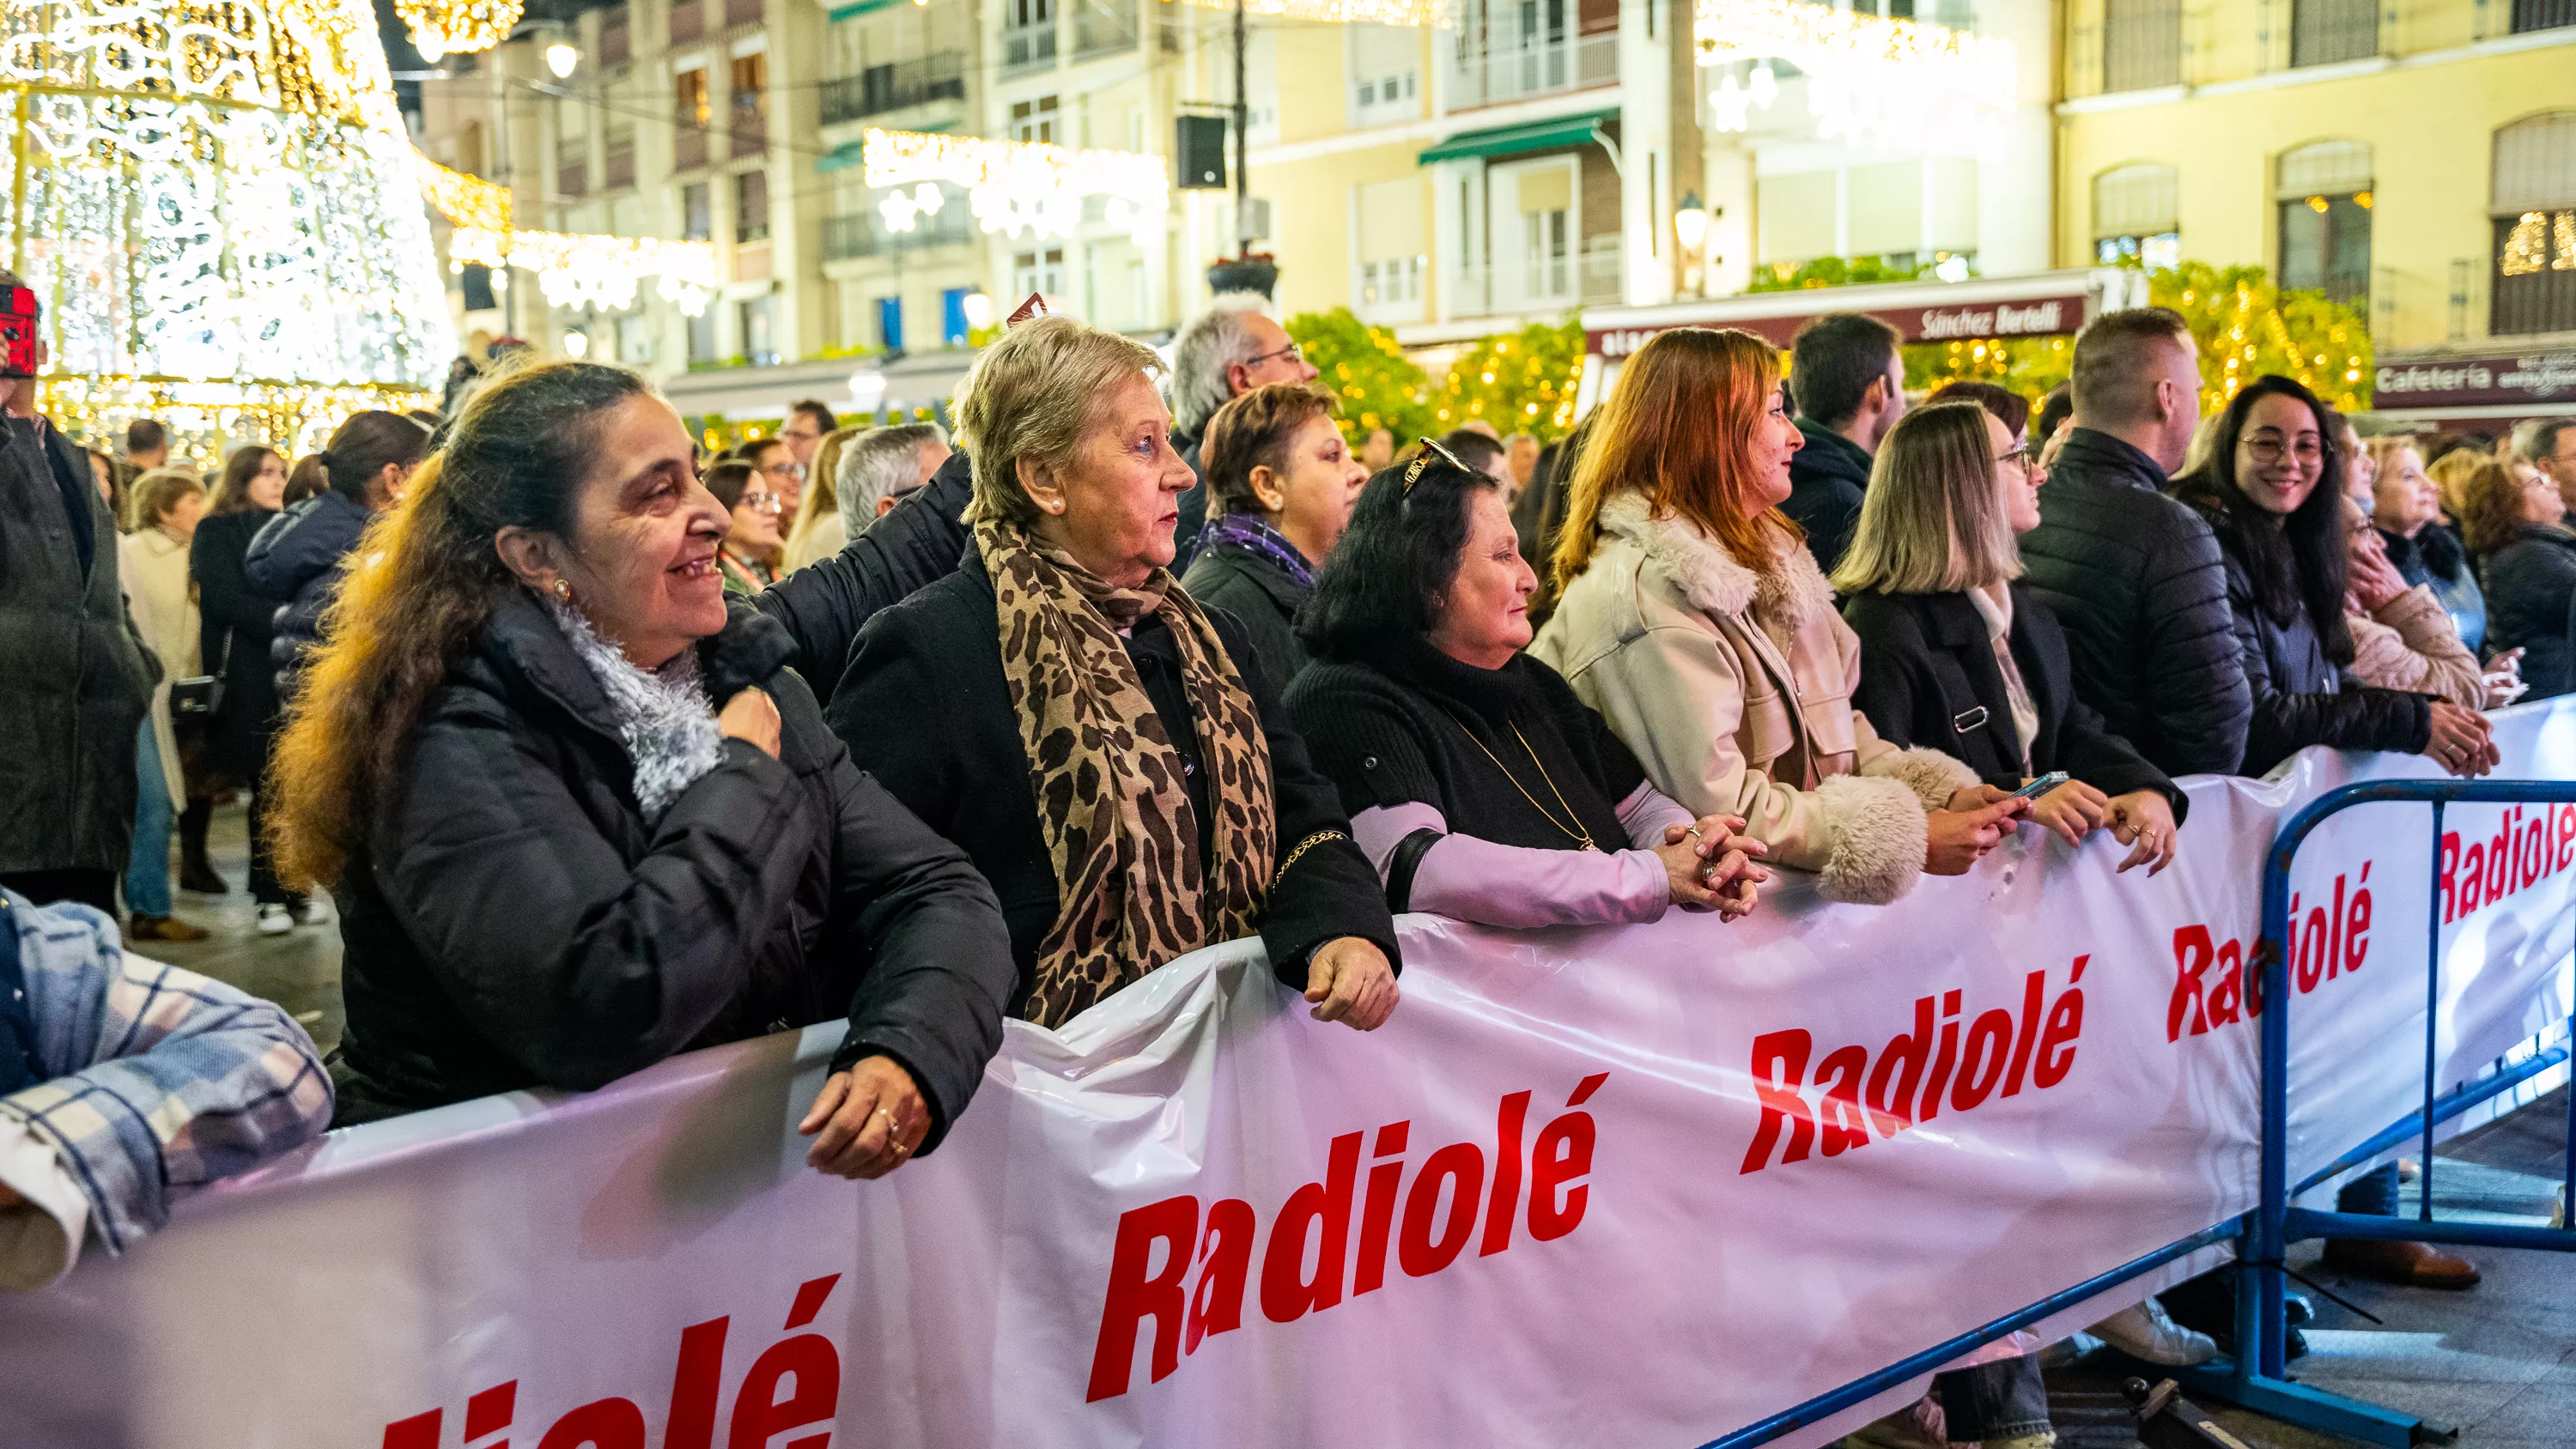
1176,115,1227,190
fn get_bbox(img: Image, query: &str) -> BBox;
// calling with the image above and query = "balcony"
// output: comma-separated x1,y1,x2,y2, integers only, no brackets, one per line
822,207,975,261
675,125,708,171
730,98,766,157
670,0,702,44
603,142,635,189
1446,27,1615,111
724,0,762,27
1073,0,1139,59
2515,0,2576,30
599,21,629,67
2099,0,2181,92
819,52,967,125
1446,238,1623,318
2287,0,2377,68
1001,22,1057,76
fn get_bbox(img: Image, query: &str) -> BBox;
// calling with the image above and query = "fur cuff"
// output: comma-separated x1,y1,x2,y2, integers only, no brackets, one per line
1814,773,1929,906
1870,746,1982,813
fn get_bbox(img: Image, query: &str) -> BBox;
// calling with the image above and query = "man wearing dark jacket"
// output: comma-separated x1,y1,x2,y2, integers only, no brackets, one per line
0,316,155,914
2017,307,2251,778
1168,299,1319,566
755,446,976,702
1783,312,1908,577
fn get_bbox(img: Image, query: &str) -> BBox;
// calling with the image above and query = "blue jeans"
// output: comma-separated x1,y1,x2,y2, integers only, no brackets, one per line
1935,1354,2051,1442
123,719,172,918
2338,1161,2402,1216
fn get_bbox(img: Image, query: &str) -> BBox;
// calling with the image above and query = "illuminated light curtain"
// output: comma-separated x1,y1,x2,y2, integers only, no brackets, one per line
414,152,717,317
2,0,453,450
862,126,1169,243
396,0,525,59
1693,0,2018,155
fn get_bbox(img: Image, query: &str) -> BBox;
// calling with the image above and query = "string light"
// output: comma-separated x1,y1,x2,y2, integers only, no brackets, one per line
397,0,526,60
412,152,513,233
1694,0,2016,155
448,227,718,316
1161,0,1446,21
863,126,1168,243
3,0,450,453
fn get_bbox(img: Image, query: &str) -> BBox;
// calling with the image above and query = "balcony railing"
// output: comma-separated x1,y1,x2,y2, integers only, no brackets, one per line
603,142,635,189
2100,0,2181,92
674,126,708,171
557,161,587,198
2287,0,2377,67
1445,27,1615,110
822,207,976,261
730,98,766,157
818,52,967,124
669,0,702,44
724,0,762,27
1446,239,1623,318
1073,0,1139,58
1001,22,1057,76
2514,0,2576,31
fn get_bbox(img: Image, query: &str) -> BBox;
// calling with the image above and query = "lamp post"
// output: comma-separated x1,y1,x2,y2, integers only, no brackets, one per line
1674,189,1710,298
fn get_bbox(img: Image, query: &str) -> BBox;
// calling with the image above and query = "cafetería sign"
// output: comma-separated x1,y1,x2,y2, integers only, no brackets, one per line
2372,347,2576,412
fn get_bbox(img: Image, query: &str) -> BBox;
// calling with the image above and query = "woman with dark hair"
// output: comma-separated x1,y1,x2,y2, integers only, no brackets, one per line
1180,381,1368,682
702,458,783,595
264,362,1014,1166
281,452,327,506
1284,446,1765,927
246,410,433,700
191,445,313,931
1838,402,2182,875
2458,455,2576,700
828,316,1400,1033
2170,375,2492,779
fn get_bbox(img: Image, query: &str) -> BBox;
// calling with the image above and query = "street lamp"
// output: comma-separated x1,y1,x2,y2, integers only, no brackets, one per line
544,41,579,78
1674,191,1710,255
961,291,995,331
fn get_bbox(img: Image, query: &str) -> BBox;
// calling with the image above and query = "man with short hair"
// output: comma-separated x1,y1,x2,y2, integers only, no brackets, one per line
1169,294,1320,562
1782,313,1907,575
123,419,167,473
1358,427,1396,473
2518,416,2576,522
1437,427,1508,482
2017,307,2250,778
836,422,951,533
781,399,837,473
1502,432,1540,503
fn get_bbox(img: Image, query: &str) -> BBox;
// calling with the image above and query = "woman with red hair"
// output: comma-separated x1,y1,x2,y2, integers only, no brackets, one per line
1532,327,2025,904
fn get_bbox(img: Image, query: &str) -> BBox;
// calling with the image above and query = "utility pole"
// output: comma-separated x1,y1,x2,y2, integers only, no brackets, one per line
1232,0,1249,258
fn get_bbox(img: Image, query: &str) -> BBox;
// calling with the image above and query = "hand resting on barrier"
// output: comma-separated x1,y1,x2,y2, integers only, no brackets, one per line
1304,937,1399,1031
1656,814,1768,919
2423,700,2500,779
1925,787,2032,875
800,1055,931,1179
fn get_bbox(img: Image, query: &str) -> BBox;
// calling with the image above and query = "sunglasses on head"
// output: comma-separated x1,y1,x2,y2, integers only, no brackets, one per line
1402,437,1467,493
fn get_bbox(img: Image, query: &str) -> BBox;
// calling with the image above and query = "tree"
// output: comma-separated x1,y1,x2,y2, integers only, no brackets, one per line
2150,259,2372,415
1286,308,1434,444
1431,318,1585,442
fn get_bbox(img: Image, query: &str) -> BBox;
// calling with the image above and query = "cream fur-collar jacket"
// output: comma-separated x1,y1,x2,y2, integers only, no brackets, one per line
1531,493,1975,904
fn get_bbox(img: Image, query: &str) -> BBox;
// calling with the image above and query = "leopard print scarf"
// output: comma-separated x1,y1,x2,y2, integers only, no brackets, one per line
975,518,1278,1027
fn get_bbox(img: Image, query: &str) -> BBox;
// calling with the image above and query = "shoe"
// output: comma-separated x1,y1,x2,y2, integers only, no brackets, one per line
2323,1237,2481,1288
179,860,229,894
257,903,292,936
2088,1299,2216,1366
295,896,329,927
127,914,210,943
2283,1289,2314,1326
1838,1393,1946,1449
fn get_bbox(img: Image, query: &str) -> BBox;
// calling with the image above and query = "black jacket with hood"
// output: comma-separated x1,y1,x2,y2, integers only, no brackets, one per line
331,593,1017,1134
1781,419,1871,579
244,488,372,701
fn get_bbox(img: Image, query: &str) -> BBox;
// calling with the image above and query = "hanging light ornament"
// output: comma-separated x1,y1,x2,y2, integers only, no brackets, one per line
1695,0,2015,155
864,127,1168,244
398,0,526,60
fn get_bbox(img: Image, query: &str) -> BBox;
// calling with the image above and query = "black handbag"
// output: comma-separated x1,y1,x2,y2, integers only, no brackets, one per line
169,673,222,718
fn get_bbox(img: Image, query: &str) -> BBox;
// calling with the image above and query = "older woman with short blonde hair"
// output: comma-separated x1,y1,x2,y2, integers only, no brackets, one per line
828,316,1400,1031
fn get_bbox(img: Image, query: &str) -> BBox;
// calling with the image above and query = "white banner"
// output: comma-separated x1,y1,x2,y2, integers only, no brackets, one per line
3,702,2573,1449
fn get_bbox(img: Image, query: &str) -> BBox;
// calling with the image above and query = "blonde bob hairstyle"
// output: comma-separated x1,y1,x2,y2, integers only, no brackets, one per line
130,466,207,530
1832,402,2021,595
953,314,1166,530
1553,326,1798,591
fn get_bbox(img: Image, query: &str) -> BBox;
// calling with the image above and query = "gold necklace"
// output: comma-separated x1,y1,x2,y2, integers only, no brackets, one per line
1442,709,1599,852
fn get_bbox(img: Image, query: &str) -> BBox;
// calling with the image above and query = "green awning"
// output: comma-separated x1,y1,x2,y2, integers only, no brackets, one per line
825,0,898,19
816,120,955,173
1418,108,1617,165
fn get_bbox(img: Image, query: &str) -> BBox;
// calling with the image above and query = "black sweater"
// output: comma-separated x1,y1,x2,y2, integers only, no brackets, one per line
755,447,976,702
825,553,1397,1005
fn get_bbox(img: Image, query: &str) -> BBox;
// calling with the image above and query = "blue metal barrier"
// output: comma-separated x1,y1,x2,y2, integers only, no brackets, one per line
1696,777,2576,1449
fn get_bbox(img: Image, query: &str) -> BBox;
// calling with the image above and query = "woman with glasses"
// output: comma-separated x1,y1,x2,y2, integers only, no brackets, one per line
738,435,807,525
2169,376,2494,779
705,459,783,596
1838,402,2182,874
1533,328,2028,906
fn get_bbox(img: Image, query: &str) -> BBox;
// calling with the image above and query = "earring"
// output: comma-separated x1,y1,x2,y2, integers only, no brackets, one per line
552,579,573,602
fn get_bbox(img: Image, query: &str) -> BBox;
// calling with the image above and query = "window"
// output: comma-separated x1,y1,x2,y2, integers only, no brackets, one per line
738,295,776,366
556,136,587,197
942,287,971,348
670,0,703,45
2275,142,2372,306
729,52,767,157
734,168,770,242
598,5,630,66
604,122,636,189
1011,95,1059,146
2101,0,2180,93
2492,112,2576,335
1012,247,1066,300
1073,0,1138,58
2512,0,2576,33
2289,0,2376,68
675,65,710,169
456,120,486,177
1353,176,1427,320
876,296,905,353
617,312,654,365
1003,0,1056,73
459,262,496,312
2093,162,2180,269
687,307,718,363
682,181,713,241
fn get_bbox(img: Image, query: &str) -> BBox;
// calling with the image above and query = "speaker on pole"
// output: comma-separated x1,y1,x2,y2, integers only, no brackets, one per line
1176,115,1228,190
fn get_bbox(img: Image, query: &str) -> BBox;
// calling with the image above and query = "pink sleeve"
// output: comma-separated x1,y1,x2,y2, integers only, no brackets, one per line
1616,781,1697,849
1349,803,1672,929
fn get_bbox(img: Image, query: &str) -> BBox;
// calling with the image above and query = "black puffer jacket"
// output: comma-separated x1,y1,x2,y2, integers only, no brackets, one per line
191,508,289,782
244,489,372,701
2482,523,2576,700
1180,529,1310,682
2016,428,2251,777
2175,494,2431,778
755,447,974,702
1781,420,1870,579
331,592,1017,1134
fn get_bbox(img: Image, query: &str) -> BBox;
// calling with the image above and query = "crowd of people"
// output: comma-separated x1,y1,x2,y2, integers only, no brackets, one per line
3,280,2574,1445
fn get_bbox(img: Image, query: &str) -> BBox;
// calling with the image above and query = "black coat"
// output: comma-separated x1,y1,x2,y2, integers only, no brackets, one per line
1782,421,1870,579
190,509,288,782
1180,533,1310,682
1172,430,1209,569
824,553,1397,1004
244,489,371,701
2178,497,2431,777
755,447,974,703
332,594,1015,1137
1841,585,2184,820
2482,523,2576,700
2015,428,2251,778
0,415,152,876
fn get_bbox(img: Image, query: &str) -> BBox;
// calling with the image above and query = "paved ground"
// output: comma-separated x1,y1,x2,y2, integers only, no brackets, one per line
146,803,2576,1448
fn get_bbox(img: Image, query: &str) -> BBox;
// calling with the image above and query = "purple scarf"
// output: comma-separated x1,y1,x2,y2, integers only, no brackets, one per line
1199,512,1315,589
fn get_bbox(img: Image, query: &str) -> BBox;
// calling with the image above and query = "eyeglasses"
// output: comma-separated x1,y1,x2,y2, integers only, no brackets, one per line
762,458,807,481
1996,448,2031,473
1243,340,1304,370
739,490,783,512
2241,433,2325,466
1403,437,1467,493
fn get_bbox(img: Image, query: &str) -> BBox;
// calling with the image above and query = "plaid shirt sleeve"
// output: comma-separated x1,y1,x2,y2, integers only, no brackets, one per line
0,896,332,1257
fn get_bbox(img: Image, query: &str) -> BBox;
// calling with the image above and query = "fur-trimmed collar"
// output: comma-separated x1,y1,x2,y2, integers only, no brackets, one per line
1595,491,1833,629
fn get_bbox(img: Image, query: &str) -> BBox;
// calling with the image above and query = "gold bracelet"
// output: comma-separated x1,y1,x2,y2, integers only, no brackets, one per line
1279,828,1349,876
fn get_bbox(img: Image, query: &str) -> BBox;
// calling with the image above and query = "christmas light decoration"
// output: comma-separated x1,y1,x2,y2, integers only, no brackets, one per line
398,0,526,61
413,153,513,233
1694,0,2016,155
863,127,1168,244
448,227,718,316
3,0,452,453
1163,0,1445,21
